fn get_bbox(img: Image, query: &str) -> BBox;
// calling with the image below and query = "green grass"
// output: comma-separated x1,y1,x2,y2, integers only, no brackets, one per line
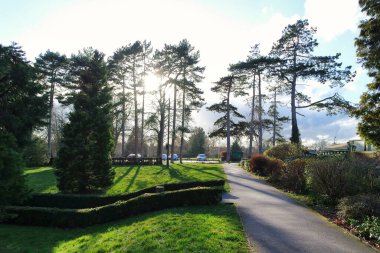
23,167,58,193
0,204,249,253
23,163,229,195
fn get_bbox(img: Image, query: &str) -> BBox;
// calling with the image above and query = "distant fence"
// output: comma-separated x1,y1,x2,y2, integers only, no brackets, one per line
48,157,162,166
180,158,221,163
318,150,349,156
112,157,162,166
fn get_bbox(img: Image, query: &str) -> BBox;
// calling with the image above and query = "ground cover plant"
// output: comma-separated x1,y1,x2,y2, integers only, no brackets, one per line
0,204,249,253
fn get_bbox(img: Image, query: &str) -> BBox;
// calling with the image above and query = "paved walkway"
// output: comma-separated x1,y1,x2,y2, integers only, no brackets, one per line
223,163,377,253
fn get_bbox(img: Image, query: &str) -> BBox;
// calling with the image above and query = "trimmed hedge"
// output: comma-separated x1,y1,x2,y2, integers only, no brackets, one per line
5,187,223,228
22,180,225,209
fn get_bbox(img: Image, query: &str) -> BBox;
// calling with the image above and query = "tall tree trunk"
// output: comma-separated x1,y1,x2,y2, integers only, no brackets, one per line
180,89,186,163
140,86,145,156
158,89,166,157
248,75,256,156
272,87,277,146
226,82,232,162
167,97,171,168
47,82,55,159
171,83,177,162
258,73,263,154
290,49,300,144
133,61,139,155
121,79,126,157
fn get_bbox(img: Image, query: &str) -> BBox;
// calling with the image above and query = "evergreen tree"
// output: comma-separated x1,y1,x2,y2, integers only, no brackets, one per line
207,75,247,162
0,43,47,214
34,50,68,159
55,48,114,193
188,127,207,157
231,44,279,153
270,19,353,144
354,0,380,148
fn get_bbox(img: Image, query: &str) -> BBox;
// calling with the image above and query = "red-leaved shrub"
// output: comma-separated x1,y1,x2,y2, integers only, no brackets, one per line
250,154,271,176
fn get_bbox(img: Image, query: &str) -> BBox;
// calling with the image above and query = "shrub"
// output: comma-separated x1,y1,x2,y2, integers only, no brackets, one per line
349,216,380,245
239,160,250,171
5,187,223,228
250,154,271,176
306,158,346,201
0,131,29,221
279,159,307,193
22,136,49,167
337,194,380,220
307,156,379,201
22,180,225,209
268,158,285,183
264,143,307,161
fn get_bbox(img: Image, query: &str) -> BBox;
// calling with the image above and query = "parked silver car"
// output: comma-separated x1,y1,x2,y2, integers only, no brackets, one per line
196,154,207,161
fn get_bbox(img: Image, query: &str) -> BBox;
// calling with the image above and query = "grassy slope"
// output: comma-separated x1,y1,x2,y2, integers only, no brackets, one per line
0,163,248,252
0,205,249,253
24,163,229,195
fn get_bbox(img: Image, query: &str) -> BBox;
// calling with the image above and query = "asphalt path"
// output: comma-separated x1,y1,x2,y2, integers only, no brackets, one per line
222,163,377,253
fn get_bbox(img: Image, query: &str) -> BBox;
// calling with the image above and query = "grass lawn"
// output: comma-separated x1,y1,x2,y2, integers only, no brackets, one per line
0,204,249,253
24,163,229,195
3,163,250,252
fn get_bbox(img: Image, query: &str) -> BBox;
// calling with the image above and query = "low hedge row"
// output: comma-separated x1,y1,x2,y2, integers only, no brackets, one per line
5,187,223,228
23,180,225,209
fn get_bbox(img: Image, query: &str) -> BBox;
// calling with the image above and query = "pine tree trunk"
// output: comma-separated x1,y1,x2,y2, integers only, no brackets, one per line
47,82,55,159
133,62,139,155
121,80,126,157
171,83,177,162
180,89,186,163
272,87,277,146
140,86,145,157
258,73,263,154
226,81,232,162
158,90,166,157
248,75,256,156
290,49,300,144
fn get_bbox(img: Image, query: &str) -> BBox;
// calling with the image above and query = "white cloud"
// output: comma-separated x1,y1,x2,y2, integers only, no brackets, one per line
304,0,361,41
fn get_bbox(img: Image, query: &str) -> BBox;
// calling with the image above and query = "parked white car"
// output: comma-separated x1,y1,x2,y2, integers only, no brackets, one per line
127,153,141,158
196,154,207,161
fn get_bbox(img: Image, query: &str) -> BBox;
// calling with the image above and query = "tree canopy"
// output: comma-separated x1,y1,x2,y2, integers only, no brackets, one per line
354,0,380,148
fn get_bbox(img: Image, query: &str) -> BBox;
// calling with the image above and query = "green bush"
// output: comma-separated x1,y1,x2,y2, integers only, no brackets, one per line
268,158,285,183
306,156,378,201
337,194,380,220
239,160,250,171
22,136,49,167
278,159,307,193
22,180,225,209
264,143,306,161
5,187,223,228
349,216,380,245
0,131,29,221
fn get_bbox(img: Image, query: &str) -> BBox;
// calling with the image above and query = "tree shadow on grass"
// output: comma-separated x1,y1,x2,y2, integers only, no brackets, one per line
125,166,141,192
179,164,225,180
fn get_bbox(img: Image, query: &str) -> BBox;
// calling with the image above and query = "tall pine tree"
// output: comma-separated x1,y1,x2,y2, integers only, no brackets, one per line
55,48,114,193
354,0,380,148
270,19,353,144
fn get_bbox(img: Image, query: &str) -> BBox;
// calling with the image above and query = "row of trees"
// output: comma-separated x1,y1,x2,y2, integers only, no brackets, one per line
208,19,354,162
38,39,205,163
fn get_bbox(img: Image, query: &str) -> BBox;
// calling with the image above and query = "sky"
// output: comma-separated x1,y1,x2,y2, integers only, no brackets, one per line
0,0,369,148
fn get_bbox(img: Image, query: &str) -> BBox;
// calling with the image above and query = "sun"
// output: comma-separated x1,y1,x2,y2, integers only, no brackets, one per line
144,73,161,93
